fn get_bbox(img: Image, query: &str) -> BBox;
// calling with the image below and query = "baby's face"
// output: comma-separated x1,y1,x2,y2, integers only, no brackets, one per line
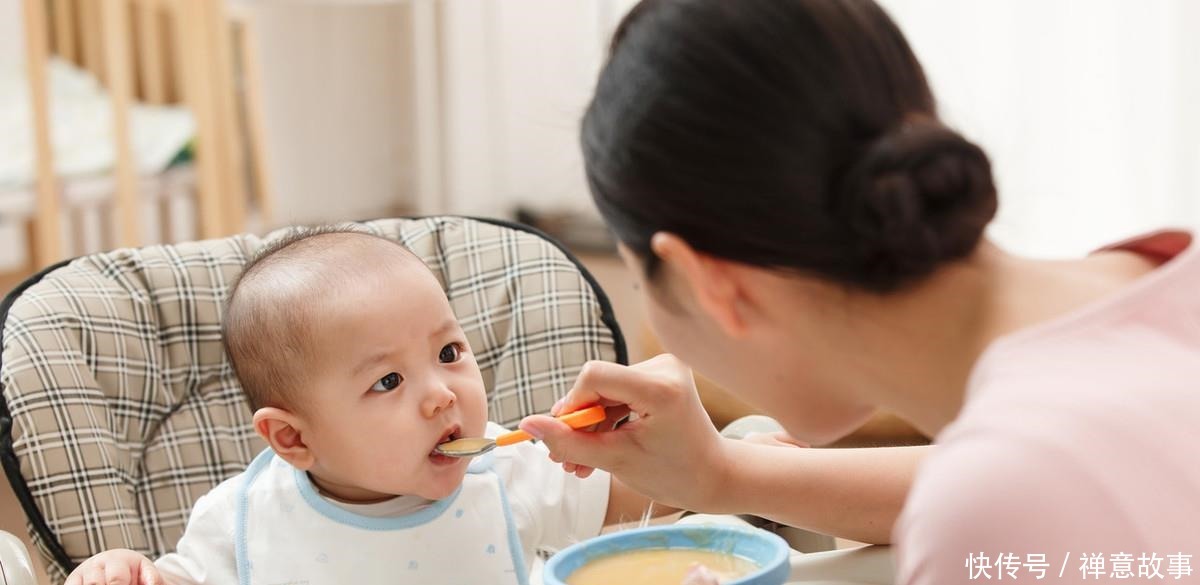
298,259,488,501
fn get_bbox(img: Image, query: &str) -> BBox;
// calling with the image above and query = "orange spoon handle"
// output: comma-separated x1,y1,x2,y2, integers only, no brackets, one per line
495,405,607,447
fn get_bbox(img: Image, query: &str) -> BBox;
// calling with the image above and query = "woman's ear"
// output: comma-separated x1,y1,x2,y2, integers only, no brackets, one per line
253,407,316,470
650,232,751,338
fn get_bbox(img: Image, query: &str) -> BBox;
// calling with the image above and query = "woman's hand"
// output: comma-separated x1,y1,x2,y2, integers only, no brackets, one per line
519,354,736,512
66,549,165,585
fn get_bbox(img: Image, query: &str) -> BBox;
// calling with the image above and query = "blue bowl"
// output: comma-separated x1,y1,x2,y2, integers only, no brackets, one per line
543,524,790,585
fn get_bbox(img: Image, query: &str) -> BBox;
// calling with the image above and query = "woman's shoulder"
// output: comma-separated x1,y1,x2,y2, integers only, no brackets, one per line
970,230,1199,387
962,228,1200,418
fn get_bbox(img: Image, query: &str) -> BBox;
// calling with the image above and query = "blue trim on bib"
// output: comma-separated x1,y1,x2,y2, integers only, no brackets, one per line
292,465,464,530
235,448,276,585
286,450,492,530
493,470,530,585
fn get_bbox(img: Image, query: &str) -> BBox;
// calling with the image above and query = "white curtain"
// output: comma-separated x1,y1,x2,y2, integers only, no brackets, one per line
439,0,1200,257
437,0,608,218
881,0,1200,256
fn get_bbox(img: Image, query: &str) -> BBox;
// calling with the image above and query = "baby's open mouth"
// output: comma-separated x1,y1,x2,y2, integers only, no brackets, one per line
432,425,461,454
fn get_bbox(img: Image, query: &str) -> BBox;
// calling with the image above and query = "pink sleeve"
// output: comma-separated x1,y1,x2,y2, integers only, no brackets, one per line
895,437,1142,584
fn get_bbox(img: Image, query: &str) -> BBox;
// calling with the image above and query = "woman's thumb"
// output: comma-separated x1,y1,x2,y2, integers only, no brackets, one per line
519,415,614,470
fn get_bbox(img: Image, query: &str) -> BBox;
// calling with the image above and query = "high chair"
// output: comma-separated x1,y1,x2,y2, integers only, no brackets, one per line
0,216,893,584
0,217,626,582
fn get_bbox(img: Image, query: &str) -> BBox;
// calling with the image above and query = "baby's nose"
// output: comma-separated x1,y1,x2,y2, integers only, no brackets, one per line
421,386,456,418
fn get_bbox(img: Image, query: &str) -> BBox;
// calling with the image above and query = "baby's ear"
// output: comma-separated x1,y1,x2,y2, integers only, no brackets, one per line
253,407,315,470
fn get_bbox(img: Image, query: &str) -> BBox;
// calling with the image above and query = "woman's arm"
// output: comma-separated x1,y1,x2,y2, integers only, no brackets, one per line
711,440,926,544
604,434,923,542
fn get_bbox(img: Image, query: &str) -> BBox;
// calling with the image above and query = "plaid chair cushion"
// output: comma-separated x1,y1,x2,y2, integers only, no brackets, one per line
0,216,625,582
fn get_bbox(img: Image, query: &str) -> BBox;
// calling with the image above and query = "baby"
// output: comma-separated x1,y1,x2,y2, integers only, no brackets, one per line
66,228,662,585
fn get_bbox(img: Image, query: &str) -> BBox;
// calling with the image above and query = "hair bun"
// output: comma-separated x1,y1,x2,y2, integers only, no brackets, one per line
836,120,998,291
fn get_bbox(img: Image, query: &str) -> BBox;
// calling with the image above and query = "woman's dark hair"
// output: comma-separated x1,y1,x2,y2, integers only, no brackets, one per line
583,0,998,293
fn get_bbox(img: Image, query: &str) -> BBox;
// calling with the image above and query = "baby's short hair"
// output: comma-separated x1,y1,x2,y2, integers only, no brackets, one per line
222,226,419,412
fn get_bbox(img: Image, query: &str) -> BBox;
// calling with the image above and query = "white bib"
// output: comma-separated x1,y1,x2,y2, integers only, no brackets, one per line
234,449,528,585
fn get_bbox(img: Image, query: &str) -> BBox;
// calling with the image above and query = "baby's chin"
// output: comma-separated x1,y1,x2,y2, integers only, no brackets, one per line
415,466,469,500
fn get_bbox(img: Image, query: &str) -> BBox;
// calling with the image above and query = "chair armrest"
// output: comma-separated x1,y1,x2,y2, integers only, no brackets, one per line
788,545,894,585
0,530,37,585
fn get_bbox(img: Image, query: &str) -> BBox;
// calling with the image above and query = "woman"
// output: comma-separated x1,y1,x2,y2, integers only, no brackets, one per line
518,0,1200,582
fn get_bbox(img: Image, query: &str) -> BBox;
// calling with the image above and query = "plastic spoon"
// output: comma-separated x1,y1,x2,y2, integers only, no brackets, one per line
435,405,607,458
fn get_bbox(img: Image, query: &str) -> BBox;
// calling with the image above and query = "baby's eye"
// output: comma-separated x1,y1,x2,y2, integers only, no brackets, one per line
439,343,462,364
370,372,403,392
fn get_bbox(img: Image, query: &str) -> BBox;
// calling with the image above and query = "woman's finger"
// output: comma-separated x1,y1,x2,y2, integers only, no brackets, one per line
82,564,106,585
137,559,164,585
520,415,626,471
556,355,691,416
103,559,132,585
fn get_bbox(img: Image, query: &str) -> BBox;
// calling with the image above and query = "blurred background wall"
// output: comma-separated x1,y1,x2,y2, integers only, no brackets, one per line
235,0,1200,254
3,0,1197,270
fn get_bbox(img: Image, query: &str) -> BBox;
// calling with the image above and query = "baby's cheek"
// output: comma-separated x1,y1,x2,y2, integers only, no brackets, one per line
361,426,414,466
460,385,489,424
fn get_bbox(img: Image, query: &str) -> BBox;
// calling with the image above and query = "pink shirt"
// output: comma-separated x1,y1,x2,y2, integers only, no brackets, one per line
895,231,1200,584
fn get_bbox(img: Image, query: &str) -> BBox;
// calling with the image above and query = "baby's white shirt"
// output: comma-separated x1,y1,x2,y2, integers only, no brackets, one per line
155,422,610,584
